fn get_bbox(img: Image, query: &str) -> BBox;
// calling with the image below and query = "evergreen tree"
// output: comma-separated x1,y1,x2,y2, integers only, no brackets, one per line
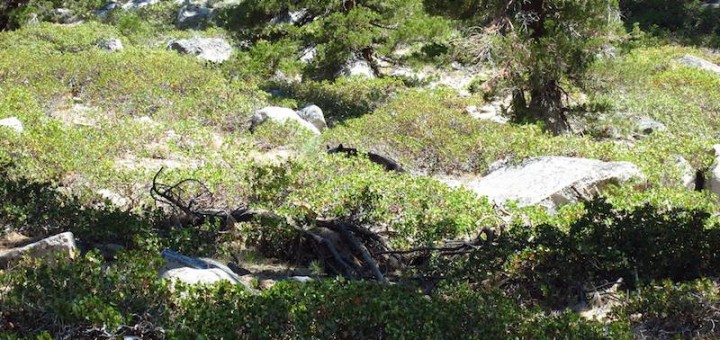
473,0,621,134
217,0,453,79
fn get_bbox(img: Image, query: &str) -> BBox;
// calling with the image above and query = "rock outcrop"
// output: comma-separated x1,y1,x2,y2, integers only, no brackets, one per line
440,157,643,210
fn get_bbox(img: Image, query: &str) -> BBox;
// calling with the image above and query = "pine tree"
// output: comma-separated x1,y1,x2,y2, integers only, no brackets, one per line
474,0,621,134
217,0,453,79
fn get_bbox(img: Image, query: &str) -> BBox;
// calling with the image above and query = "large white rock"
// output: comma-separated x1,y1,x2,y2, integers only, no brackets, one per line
337,58,376,79
444,157,643,209
296,105,327,131
168,37,233,63
0,117,23,133
678,54,720,75
250,106,321,135
706,145,720,195
0,232,77,266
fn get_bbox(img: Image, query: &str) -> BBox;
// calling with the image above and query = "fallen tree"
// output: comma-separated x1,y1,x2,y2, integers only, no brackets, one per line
150,167,501,283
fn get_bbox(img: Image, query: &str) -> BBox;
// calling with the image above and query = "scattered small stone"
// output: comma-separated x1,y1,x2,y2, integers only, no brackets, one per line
289,276,313,283
97,189,130,207
465,99,510,124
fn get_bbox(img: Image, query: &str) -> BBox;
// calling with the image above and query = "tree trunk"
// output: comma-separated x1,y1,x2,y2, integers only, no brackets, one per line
529,79,569,135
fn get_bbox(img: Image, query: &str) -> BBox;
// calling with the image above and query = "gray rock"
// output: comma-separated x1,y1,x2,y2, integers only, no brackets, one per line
250,106,321,135
176,4,213,29
51,8,81,24
706,145,720,195
701,0,720,9
0,117,23,133
95,2,119,18
121,0,160,10
97,189,130,207
0,232,77,267
674,155,696,190
299,46,316,63
443,157,643,210
270,8,310,25
635,116,666,134
465,96,511,124
678,54,720,75
337,58,376,79
97,38,124,52
162,267,240,285
289,276,313,283
271,70,302,83
296,105,327,131
160,250,253,289
168,37,232,63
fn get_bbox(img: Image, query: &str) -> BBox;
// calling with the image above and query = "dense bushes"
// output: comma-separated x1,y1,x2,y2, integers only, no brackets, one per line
215,0,454,79
0,250,629,338
620,0,720,47
448,199,720,307
617,279,720,338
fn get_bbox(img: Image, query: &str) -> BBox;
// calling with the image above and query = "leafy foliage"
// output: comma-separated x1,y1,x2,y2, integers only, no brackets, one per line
215,0,454,78
620,0,720,47
447,198,720,307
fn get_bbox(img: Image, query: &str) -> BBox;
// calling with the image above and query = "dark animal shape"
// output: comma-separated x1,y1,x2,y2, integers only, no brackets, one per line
327,144,405,173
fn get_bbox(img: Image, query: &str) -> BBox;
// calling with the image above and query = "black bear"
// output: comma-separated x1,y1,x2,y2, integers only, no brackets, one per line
327,144,405,173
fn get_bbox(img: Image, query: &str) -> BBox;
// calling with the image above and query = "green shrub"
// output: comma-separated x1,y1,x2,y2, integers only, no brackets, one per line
0,251,169,336
215,0,454,78
449,198,720,307
266,76,404,123
620,0,720,47
615,279,720,338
